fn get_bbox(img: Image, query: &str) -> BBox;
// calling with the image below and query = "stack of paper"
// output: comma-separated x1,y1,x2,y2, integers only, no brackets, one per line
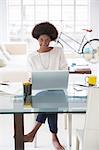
0,82,22,95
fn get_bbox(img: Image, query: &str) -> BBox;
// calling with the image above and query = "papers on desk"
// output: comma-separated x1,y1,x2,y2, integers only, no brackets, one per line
68,84,87,97
0,82,22,95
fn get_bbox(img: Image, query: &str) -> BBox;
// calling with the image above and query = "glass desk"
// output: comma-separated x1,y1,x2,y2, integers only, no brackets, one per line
0,86,87,150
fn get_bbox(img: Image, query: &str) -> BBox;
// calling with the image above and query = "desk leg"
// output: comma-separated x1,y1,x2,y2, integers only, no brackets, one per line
14,114,24,150
68,114,72,147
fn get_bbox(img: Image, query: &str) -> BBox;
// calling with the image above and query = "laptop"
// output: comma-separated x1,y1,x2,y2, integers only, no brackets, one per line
32,70,69,90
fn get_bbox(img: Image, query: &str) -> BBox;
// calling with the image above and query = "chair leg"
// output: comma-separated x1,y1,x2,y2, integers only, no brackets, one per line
64,113,67,129
76,137,80,150
34,134,37,148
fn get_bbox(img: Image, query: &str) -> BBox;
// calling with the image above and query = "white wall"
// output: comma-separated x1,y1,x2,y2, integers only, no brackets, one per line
90,0,99,38
0,0,8,42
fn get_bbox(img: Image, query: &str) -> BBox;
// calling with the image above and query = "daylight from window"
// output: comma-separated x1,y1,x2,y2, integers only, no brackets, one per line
7,0,89,51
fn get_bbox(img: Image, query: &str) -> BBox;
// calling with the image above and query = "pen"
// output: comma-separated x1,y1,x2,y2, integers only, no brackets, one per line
74,84,88,87
0,83,9,86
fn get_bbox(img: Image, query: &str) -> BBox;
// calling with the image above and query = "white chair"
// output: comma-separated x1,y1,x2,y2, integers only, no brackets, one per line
76,87,99,150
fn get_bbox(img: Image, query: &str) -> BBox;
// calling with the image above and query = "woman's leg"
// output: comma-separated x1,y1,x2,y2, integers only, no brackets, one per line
24,113,47,142
47,113,65,150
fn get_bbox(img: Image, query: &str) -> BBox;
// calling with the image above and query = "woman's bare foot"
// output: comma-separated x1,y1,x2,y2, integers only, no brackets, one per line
52,133,65,150
24,122,42,142
53,140,65,150
24,131,35,142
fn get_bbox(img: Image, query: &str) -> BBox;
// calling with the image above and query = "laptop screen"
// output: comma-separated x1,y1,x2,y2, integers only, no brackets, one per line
32,70,69,90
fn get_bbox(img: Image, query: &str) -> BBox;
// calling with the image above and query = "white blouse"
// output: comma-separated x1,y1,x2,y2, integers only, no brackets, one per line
27,47,68,71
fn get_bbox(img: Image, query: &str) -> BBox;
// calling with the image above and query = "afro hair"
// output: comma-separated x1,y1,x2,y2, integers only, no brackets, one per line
32,22,58,41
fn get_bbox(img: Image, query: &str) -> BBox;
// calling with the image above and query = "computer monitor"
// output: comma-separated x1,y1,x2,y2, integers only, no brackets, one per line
32,70,69,90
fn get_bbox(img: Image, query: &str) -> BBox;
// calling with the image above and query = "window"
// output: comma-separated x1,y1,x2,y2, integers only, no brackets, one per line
7,0,89,51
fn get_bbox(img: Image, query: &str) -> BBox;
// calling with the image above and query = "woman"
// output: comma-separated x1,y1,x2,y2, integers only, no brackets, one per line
24,22,68,150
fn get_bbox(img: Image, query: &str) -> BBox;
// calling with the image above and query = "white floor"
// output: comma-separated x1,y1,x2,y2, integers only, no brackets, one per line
0,114,85,150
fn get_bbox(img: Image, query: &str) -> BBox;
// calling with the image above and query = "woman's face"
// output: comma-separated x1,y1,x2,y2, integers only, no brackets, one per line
38,34,51,49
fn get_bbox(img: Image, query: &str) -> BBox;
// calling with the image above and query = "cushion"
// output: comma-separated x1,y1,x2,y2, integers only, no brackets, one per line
0,45,11,60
